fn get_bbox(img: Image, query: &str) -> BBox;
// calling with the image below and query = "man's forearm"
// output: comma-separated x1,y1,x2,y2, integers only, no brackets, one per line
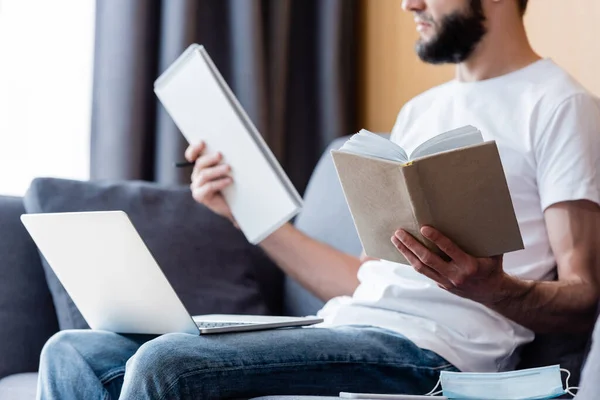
259,223,361,302
487,275,598,333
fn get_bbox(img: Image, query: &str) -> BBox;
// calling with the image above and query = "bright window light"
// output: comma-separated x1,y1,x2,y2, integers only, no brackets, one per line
0,0,95,196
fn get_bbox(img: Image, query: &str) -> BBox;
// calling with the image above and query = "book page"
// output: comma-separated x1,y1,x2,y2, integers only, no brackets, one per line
339,129,408,163
409,125,483,160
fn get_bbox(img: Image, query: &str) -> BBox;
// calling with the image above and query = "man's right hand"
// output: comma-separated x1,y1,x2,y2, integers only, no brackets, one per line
185,141,360,301
185,141,237,227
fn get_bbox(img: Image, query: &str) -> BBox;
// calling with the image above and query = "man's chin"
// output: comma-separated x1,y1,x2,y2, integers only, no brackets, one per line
415,39,432,55
416,33,436,45
415,42,449,65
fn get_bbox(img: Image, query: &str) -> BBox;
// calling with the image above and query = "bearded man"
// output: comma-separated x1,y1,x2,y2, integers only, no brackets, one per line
38,0,600,399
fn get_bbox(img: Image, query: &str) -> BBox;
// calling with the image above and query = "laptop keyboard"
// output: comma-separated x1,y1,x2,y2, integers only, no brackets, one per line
195,321,256,329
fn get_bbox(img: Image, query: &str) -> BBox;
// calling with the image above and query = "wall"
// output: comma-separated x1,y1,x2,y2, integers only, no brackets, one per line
525,0,600,97
359,0,600,133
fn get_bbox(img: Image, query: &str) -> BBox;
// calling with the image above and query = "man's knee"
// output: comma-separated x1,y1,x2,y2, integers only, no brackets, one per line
41,329,134,372
126,333,204,375
124,333,210,395
40,330,81,367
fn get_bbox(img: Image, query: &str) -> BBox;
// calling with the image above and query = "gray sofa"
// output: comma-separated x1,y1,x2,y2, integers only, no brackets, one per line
0,136,592,399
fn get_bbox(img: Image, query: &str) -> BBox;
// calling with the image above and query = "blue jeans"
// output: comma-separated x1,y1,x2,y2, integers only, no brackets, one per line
37,326,458,400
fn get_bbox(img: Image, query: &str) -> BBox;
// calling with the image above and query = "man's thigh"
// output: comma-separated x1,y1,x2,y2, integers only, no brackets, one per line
125,325,457,399
39,329,156,399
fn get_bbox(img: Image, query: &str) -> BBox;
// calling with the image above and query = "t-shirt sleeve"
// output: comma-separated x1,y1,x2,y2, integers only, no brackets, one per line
535,93,600,211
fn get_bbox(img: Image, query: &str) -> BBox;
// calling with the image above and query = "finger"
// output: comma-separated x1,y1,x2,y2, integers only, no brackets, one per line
192,164,231,187
191,177,233,202
437,283,457,293
195,152,223,171
392,236,454,288
395,230,450,273
191,152,223,181
420,226,469,265
185,141,206,162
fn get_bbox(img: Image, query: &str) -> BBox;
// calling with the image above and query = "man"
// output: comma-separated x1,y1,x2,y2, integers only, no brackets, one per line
38,0,600,399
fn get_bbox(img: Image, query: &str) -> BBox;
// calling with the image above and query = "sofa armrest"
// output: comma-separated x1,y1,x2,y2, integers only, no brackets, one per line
0,196,59,379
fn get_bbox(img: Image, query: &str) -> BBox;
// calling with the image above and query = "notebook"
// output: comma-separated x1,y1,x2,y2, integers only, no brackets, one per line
154,44,303,244
331,126,524,264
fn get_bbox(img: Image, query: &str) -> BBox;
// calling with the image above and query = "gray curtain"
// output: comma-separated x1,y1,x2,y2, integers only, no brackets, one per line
90,0,358,193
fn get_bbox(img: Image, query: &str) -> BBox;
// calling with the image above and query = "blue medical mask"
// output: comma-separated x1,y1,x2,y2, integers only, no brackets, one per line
439,365,565,400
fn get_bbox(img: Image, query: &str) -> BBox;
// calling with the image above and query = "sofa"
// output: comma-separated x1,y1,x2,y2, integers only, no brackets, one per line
0,136,592,399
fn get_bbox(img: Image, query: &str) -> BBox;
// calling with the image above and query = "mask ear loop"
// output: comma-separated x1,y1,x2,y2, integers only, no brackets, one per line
423,376,443,396
560,368,579,397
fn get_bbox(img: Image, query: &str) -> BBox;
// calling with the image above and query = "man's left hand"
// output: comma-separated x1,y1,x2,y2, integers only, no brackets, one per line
392,226,515,305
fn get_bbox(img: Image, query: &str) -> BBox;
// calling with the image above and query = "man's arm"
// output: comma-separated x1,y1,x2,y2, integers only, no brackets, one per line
185,141,362,302
259,223,361,302
393,200,600,333
491,200,600,332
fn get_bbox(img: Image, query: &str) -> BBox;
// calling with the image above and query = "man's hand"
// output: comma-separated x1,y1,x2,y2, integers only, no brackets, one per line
185,141,238,227
393,201,600,334
392,226,524,305
184,141,361,302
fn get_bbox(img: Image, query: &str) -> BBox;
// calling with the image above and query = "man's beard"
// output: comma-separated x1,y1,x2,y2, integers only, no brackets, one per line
416,0,487,64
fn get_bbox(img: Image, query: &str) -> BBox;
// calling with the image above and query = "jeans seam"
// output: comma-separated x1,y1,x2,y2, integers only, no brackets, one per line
98,367,126,386
158,360,455,400
60,338,125,399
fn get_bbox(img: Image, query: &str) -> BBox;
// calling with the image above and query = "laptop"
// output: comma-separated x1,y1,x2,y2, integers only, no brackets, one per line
20,211,323,335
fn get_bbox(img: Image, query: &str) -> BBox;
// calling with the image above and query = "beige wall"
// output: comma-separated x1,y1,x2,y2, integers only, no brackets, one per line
525,0,600,97
360,0,600,132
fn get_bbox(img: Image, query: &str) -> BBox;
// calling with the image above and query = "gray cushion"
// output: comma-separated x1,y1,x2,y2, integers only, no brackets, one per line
0,373,37,400
286,136,364,316
23,178,282,330
0,196,58,379
294,135,364,255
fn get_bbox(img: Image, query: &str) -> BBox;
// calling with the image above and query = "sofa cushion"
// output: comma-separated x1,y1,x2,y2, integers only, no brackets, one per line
0,373,37,400
294,136,363,256
0,196,58,380
23,178,282,330
288,135,364,316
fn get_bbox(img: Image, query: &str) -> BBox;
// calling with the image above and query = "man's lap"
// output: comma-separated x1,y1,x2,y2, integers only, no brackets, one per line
43,326,457,398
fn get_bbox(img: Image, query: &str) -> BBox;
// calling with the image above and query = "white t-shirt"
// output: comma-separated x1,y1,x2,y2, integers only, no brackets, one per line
317,59,600,372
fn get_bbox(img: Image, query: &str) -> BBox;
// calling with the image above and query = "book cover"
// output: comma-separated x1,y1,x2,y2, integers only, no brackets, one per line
332,141,524,264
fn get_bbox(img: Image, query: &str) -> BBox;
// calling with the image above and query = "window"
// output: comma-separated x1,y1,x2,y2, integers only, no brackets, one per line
0,0,95,196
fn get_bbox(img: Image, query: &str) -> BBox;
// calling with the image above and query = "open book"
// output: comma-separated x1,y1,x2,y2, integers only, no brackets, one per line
332,126,524,264
341,125,484,163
